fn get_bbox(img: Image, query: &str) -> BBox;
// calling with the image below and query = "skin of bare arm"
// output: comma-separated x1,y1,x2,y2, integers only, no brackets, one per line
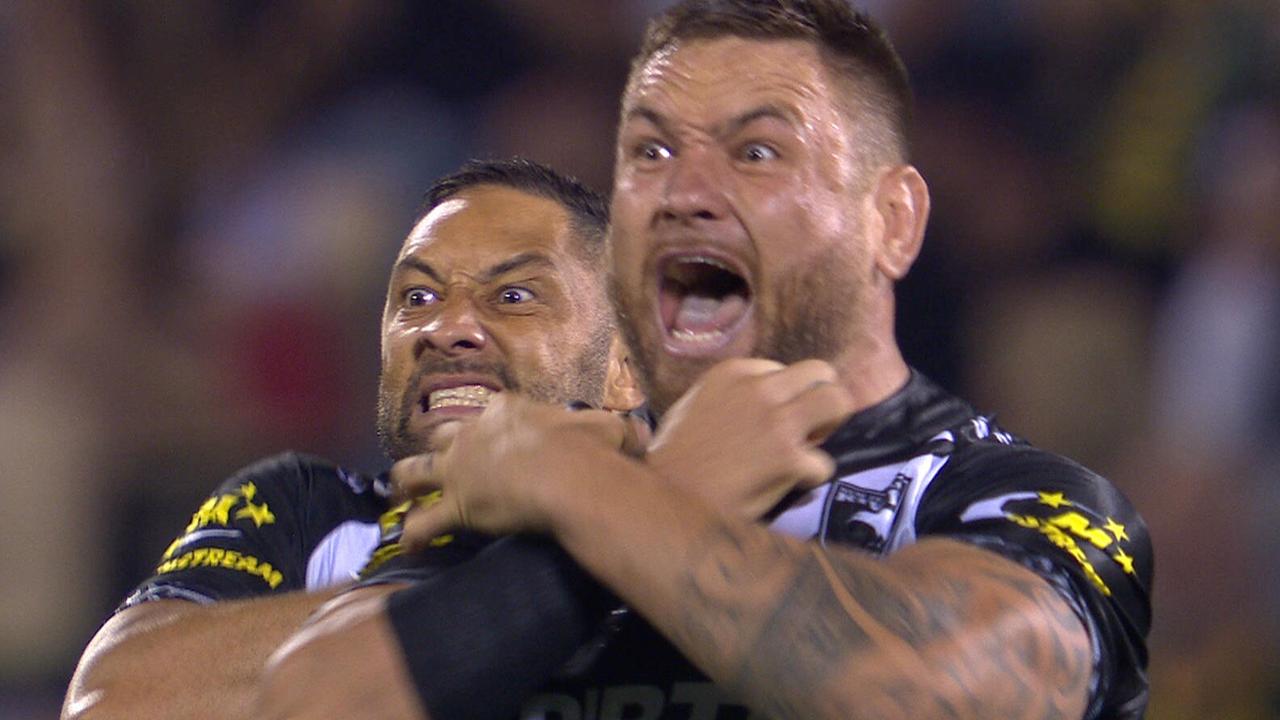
257,359,849,719
62,588,347,720
399,395,1095,720
257,584,429,720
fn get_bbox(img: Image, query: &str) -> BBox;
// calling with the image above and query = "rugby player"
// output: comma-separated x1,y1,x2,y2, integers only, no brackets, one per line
266,2,1151,719
61,158,648,720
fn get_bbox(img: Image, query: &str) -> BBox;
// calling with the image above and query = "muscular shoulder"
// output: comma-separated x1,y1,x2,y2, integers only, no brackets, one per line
918,424,1152,720
122,452,389,606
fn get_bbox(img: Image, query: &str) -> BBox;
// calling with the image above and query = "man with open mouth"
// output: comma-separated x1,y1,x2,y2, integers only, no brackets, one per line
264,3,1151,720
62,158,646,720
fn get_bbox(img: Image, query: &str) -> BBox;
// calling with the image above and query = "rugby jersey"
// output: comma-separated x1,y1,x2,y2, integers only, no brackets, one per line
121,452,392,607
365,371,1151,720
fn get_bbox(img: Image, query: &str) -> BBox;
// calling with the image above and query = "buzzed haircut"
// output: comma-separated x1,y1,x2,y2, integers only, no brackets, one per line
416,158,609,260
630,0,913,164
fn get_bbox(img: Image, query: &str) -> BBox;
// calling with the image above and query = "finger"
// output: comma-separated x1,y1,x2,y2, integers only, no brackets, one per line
704,357,786,385
785,379,856,444
792,447,837,490
401,501,459,553
621,411,652,458
720,357,787,376
566,408,630,450
389,453,439,500
758,359,841,404
430,420,464,452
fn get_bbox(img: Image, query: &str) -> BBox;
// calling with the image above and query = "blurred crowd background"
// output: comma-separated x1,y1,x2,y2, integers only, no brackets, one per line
1,1,1277,718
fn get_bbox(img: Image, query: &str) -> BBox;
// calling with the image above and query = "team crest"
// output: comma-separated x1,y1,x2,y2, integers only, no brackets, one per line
819,472,910,552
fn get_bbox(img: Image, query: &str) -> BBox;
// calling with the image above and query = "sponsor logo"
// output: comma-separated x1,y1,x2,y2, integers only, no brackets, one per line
521,681,764,720
960,491,1140,596
155,547,284,589
159,482,276,561
185,482,276,532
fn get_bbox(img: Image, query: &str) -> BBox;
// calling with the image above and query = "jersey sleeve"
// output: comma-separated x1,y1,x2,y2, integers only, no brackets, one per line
914,441,1152,720
120,452,326,608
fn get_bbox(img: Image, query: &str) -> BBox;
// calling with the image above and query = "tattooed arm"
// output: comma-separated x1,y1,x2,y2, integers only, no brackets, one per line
547,450,1092,720
398,395,1093,720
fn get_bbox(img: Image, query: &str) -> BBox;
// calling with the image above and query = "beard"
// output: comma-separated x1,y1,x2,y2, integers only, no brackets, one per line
375,324,614,461
611,243,859,419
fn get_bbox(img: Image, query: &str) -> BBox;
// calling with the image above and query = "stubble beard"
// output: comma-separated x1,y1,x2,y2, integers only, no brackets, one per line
611,243,859,420
374,326,614,461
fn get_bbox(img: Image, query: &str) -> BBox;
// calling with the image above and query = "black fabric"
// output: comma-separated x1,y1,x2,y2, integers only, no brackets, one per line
120,452,389,608
385,535,615,720
358,370,1153,719
915,434,1152,720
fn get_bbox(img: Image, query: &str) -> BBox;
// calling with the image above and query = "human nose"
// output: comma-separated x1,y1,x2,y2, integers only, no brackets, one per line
658,147,729,225
416,296,487,356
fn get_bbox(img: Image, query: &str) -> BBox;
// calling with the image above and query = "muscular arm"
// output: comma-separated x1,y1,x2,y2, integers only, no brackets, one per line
539,447,1093,720
258,584,427,720
63,589,345,720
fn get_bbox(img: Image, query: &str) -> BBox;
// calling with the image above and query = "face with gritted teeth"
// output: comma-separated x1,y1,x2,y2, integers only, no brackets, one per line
609,37,878,416
376,184,614,459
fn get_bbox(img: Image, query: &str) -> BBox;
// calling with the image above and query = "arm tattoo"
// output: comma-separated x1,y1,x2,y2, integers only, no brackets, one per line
676,523,1092,720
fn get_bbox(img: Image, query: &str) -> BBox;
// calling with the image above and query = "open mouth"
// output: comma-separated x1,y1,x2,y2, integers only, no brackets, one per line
417,383,499,415
658,254,753,352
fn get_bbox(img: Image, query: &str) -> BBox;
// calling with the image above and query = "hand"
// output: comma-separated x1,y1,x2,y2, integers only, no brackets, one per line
645,358,854,521
391,394,641,548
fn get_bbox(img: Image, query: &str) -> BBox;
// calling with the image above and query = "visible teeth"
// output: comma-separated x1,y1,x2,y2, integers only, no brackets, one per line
427,385,494,410
671,328,726,343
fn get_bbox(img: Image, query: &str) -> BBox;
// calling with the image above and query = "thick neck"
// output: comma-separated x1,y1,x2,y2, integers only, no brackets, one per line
830,289,911,411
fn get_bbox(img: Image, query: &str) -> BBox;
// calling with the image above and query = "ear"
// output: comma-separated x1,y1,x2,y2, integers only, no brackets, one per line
601,334,646,412
872,164,930,281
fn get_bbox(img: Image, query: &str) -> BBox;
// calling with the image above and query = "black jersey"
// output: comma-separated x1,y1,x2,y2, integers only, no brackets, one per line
364,371,1152,720
121,452,392,608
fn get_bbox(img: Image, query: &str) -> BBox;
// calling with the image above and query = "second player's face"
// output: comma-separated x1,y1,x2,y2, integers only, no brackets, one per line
609,37,878,415
377,185,613,459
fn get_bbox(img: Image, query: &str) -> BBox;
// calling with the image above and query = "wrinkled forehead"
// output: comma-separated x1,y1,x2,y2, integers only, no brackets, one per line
397,185,574,264
622,37,838,120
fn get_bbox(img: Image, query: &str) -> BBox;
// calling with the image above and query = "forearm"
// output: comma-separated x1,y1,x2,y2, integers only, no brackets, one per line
543,450,1093,720
262,536,616,720
258,585,428,720
63,589,345,720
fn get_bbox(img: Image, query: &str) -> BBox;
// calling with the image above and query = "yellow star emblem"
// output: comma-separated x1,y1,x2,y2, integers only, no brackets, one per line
1037,491,1072,509
235,500,276,528
1112,548,1136,575
1104,518,1129,543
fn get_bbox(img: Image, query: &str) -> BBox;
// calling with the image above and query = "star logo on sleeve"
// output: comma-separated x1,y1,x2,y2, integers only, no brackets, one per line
1037,491,1072,509
1104,518,1129,543
1112,547,1136,575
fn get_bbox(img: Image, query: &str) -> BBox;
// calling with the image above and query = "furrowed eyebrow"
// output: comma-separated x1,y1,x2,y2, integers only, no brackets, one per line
724,105,796,136
479,252,556,283
623,105,676,137
624,103,796,140
392,256,445,285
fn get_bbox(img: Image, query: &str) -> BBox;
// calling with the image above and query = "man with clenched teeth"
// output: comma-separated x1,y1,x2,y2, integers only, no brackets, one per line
62,158,647,720
265,3,1151,720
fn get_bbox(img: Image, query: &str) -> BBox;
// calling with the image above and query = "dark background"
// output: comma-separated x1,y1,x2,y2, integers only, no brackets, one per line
2,1,1277,717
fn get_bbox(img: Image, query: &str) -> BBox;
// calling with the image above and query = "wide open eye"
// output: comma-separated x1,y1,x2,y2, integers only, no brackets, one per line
635,140,674,162
498,286,535,304
739,142,778,162
404,287,441,307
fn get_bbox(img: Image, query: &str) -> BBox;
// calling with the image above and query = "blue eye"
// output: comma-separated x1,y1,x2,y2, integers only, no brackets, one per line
499,287,535,304
405,288,440,307
740,143,778,162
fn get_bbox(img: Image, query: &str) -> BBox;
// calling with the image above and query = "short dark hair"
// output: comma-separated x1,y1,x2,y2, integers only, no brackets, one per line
416,158,609,259
629,0,913,164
